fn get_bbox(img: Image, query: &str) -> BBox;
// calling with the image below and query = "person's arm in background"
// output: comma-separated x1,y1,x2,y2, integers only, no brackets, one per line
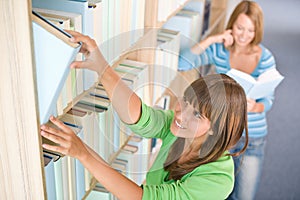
69,31,141,125
41,31,144,200
178,30,234,71
191,29,234,54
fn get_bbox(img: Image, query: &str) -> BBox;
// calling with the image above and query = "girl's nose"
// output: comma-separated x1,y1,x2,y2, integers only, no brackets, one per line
241,30,248,37
177,104,192,123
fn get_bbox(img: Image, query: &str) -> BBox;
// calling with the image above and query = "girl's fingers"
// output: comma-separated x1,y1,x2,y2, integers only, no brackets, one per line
67,31,97,52
42,143,67,155
49,116,72,134
65,29,81,36
40,124,63,137
41,117,67,137
41,130,65,144
225,29,232,34
40,117,73,146
70,60,88,70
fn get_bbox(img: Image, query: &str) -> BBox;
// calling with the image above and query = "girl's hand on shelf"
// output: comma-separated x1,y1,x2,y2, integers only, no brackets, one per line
66,30,110,78
41,116,88,160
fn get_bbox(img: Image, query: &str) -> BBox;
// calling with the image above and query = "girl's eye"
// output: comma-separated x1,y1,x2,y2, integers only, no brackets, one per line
193,111,202,118
237,25,244,31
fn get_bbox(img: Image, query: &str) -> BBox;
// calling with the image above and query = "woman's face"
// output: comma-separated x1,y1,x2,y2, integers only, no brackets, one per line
232,13,256,47
170,97,211,139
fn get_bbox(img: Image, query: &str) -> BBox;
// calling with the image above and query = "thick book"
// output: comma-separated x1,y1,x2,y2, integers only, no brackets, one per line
226,68,284,99
32,11,81,124
32,0,96,91
33,7,84,98
80,94,110,109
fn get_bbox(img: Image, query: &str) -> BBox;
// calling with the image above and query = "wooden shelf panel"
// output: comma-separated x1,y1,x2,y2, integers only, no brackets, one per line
202,7,227,38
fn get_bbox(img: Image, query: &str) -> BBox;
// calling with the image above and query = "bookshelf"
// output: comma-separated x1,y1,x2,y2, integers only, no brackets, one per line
0,0,230,199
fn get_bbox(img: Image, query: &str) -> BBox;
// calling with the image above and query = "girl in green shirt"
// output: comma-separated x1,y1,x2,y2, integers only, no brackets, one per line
41,31,249,200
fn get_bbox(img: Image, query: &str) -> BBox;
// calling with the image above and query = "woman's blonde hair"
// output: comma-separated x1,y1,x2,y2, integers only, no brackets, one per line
226,0,264,46
164,74,248,180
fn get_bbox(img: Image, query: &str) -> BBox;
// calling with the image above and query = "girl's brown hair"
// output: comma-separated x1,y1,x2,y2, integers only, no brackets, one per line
226,0,264,46
164,74,248,180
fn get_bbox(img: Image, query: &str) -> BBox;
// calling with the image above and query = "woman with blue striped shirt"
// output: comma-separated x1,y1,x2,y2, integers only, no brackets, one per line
178,1,277,199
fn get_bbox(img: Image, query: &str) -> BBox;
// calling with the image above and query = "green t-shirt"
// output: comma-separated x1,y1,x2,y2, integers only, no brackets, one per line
128,103,234,200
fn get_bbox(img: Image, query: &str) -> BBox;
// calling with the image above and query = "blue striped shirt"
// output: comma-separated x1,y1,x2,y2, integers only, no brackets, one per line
178,43,276,138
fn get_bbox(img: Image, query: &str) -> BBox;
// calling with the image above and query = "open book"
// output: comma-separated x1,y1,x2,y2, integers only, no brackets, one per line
226,68,284,99
32,11,81,124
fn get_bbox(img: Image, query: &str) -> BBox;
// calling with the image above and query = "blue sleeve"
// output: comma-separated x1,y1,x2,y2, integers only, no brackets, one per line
178,46,214,71
257,93,274,112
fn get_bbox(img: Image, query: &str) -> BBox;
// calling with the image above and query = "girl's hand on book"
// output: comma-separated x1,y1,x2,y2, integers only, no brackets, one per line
247,98,265,113
66,30,109,78
41,116,88,160
247,98,255,112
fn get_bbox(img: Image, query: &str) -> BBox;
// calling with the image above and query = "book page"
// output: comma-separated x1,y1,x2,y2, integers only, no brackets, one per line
248,68,284,99
226,68,284,99
226,69,256,94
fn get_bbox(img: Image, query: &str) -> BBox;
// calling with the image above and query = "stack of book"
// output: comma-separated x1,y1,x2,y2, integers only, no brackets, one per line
114,59,150,105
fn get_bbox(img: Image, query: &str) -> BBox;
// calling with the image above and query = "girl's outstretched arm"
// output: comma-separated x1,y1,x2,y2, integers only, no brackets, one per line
68,30,142,124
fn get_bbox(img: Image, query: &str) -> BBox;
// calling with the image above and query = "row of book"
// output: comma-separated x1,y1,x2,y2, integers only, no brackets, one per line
145,0,212,38
163,0,208,50
153,29,180,109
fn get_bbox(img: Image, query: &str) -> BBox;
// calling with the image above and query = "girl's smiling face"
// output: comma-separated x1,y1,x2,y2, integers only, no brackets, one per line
170,97,211,139
232,13,256,47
